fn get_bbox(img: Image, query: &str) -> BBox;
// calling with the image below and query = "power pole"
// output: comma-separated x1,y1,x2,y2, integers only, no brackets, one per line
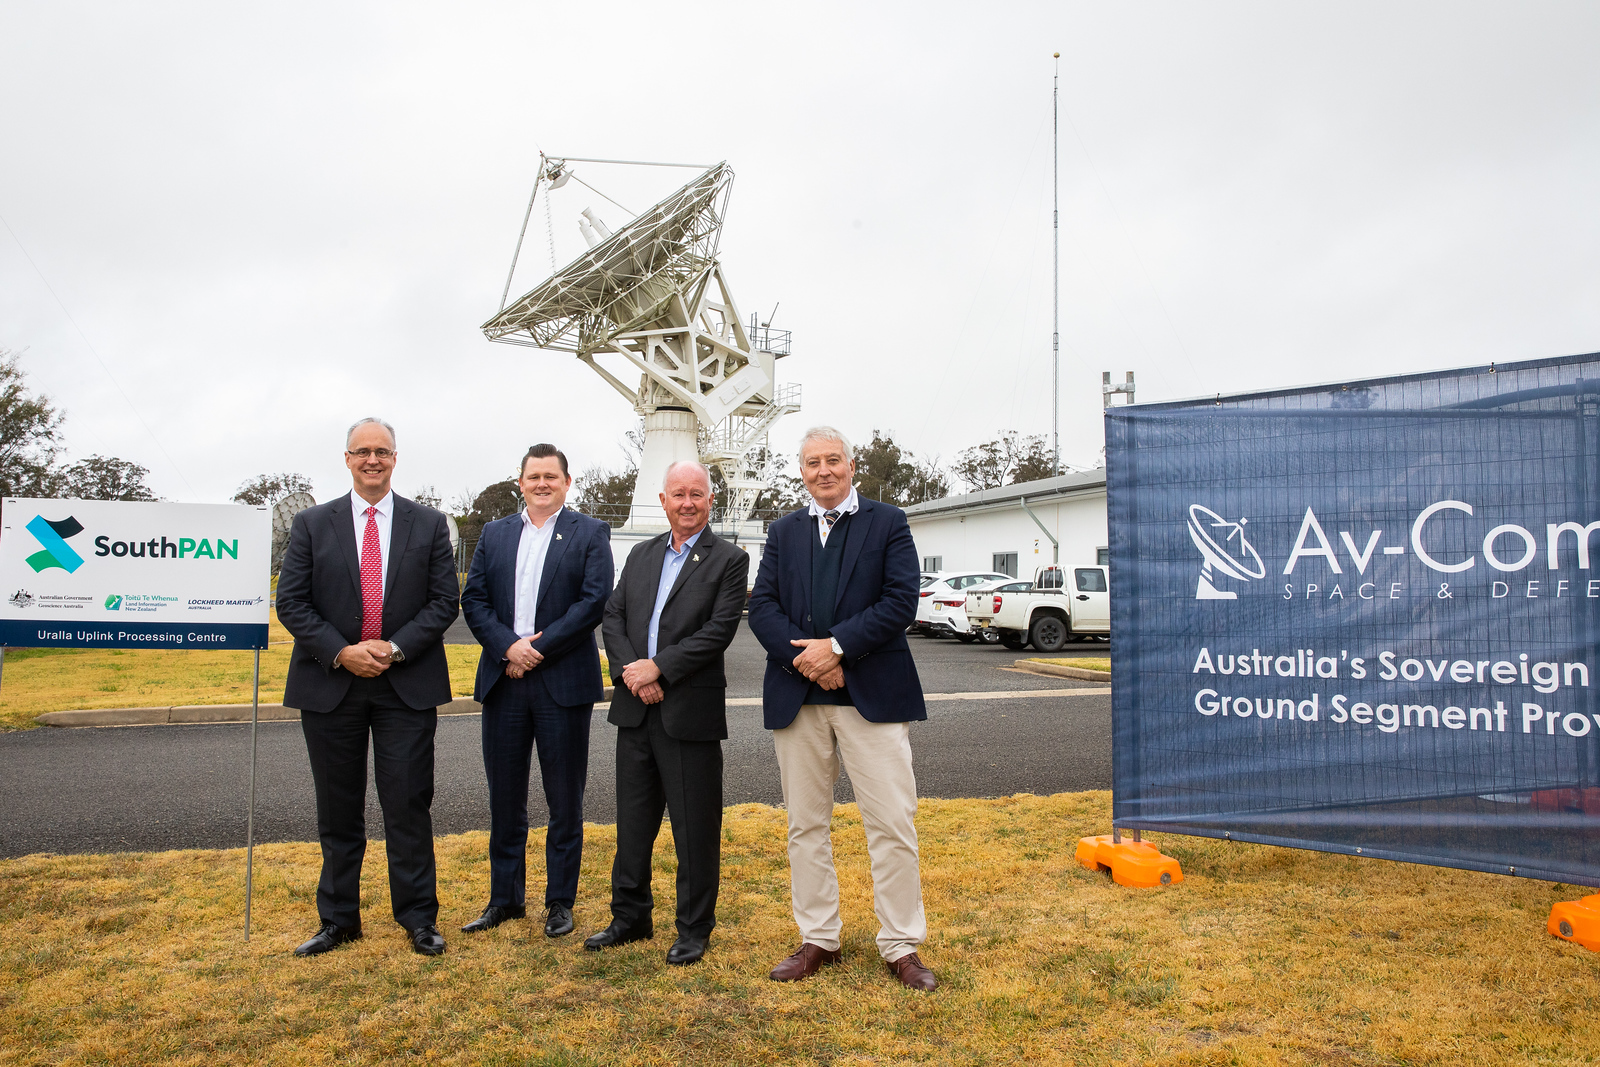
1052,52,1061,476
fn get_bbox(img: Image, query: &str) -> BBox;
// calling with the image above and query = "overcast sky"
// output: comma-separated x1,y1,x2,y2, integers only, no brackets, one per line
2,1,1597,505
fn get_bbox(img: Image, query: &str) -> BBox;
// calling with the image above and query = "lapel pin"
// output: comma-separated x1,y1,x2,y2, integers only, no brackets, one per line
692,553,700,562
556,533,563,540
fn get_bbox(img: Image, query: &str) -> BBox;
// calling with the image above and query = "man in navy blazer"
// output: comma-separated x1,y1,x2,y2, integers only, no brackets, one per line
460,443,613,939
747,426,938,991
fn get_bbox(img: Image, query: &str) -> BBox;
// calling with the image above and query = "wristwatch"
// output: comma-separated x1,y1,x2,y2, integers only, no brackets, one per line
829,636,843,656
389,641,406,663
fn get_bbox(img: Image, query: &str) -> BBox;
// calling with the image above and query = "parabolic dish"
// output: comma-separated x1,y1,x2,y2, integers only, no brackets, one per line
271,492,317,537
1188,504,1266,581
271,492,317,573
482,163,733,355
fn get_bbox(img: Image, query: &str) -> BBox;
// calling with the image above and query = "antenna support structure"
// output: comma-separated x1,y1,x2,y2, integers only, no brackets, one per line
1103,371,1135,409
483,158,801,531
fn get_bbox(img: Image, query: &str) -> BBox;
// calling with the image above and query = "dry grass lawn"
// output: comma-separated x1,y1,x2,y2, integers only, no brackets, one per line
0,614,607,730
1027,657,1110,673
2,792,1597,1066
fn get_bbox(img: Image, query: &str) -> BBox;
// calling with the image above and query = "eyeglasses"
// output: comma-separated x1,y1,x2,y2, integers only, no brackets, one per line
346,448,396,460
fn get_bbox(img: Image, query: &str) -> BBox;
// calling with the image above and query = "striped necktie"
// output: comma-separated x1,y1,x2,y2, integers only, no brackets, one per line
824,509,840,530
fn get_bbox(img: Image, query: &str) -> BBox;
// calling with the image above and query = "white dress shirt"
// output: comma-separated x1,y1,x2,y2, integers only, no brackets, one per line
513,506,562,639
349,489,394,583
807,485,860,546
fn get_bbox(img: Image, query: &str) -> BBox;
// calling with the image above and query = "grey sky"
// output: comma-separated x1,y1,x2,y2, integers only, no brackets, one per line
2,1,1596,504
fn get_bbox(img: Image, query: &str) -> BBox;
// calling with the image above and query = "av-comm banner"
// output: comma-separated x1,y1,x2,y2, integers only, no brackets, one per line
1106,353,1600,886
0,499,270,650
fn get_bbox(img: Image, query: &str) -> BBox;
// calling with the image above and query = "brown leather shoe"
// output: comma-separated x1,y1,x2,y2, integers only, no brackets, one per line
887,952,937,991
768,942,842,981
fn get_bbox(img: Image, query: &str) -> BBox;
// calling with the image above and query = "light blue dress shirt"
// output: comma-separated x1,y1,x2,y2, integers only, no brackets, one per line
647,527,704,658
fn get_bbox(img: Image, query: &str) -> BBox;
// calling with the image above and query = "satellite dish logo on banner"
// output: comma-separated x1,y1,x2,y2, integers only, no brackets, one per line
1188,504,1266,600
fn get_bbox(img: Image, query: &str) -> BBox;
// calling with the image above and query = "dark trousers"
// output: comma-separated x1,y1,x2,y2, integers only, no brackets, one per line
299,674,438,931
611,705,723,938
481,671,593,908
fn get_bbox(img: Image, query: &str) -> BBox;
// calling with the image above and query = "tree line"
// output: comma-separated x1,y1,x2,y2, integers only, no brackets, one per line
4,348,1079,540
0,350,159,503
459,428,1078,534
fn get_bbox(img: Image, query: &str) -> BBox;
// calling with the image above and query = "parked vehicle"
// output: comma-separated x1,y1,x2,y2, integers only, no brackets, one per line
964,564,1110,652
913,570,1012,638
954,578,1034,643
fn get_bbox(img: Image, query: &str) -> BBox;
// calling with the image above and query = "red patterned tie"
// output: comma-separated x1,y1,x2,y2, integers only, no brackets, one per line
360,506,383,640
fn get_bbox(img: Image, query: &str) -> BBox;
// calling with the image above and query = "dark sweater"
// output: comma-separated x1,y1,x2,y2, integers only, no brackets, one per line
805,512,853,706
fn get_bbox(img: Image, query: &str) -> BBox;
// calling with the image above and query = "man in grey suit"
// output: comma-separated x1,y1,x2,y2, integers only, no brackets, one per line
585,460,750,966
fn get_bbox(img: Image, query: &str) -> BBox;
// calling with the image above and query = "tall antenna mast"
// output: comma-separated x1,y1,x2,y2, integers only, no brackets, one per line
1051,52,1061,476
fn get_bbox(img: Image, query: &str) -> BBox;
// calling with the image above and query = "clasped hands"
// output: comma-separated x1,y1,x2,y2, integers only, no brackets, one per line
336,639,395,678
504,633,545,679
620,658,665,705
790,638,844,690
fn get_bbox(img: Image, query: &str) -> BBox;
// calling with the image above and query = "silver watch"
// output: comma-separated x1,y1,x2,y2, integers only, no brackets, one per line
389,641,405,663
829,636,843,656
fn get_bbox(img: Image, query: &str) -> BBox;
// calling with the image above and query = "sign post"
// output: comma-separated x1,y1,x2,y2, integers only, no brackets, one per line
0,498,272,937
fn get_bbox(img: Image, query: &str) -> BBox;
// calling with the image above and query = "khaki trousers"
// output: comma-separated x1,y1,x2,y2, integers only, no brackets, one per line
772,703,926,962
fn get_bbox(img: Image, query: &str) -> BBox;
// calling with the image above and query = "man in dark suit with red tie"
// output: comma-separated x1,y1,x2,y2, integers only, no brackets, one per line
276,417,460,958
459,443,613,940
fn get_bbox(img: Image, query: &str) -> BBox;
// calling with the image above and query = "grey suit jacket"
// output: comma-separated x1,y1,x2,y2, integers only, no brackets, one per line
602,527,750,741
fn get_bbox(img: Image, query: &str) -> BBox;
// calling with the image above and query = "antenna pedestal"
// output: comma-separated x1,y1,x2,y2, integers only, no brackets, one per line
629,408,700,529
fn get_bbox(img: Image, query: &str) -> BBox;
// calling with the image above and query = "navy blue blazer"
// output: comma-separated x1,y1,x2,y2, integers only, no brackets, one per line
460,507,613,707
747,495,927,729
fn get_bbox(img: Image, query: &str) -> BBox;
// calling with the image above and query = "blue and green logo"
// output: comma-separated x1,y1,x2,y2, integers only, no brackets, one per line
24,515,85,574
104,594,123,610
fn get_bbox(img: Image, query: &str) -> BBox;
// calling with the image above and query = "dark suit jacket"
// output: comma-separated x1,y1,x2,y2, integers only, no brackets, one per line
747,495,927,730
602,527,750,742
460,507,613,707
277,493,459,713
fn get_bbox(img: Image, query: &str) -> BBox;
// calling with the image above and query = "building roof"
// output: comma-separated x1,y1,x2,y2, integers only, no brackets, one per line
903,469,1107,520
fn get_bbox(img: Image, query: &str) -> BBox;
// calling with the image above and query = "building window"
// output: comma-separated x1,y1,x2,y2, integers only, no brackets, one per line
1097,547,1110,566
993,552,1018,578
922,555,942,572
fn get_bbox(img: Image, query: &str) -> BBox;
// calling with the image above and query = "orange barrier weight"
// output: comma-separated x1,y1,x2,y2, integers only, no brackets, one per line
1549,894,1600,952
1530,788,1600,815
1076,834,1183,888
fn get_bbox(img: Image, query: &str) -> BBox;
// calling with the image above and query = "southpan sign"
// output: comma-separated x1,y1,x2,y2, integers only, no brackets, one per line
0,499,270,650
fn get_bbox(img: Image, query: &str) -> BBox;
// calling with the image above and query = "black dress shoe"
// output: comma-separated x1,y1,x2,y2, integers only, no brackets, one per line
666,934,708,966
461,904,525,933
293,921,362,957
408,924,446,956
582,919,653,951
545,901,574,938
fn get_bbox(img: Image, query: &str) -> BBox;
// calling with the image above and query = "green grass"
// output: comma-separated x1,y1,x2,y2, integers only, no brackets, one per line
3,792,1598,1065
0,614,608,730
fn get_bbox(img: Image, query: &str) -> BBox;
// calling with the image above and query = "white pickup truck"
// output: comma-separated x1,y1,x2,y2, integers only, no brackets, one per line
963,564,1110,652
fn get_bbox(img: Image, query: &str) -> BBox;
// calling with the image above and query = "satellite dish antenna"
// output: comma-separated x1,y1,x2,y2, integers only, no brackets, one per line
270,492,316,575
445,513,460,551
483,159,800,529
1187,504,1266,600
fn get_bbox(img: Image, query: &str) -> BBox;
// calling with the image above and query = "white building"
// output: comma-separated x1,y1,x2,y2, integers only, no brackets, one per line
902,471,1108,578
